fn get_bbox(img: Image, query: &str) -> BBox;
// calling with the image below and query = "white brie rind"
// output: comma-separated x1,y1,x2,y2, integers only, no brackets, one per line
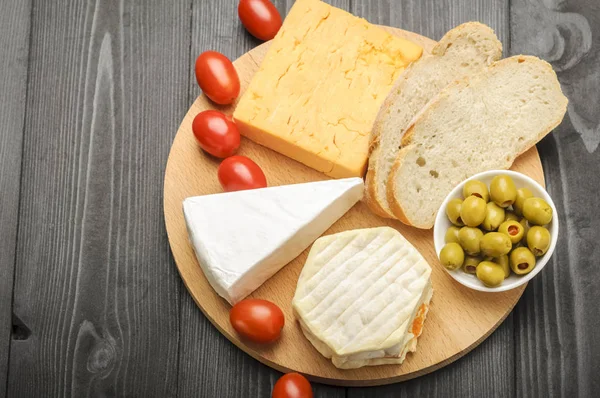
182,178,363,305
292,227,433,369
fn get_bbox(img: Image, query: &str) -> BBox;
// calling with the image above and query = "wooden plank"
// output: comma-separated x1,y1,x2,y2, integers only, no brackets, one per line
349,1,513,396
0,1,32,396
350,321,514,397
7,1,190,396
176,0,344,396
178,293,345,397
510,1,600,396
352,0,510,51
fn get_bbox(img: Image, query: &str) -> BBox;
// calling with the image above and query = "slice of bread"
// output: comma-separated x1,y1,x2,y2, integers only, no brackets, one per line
365,22,502,218
387,55,568,229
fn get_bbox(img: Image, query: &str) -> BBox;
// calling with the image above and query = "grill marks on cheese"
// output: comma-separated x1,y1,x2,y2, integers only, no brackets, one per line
293,227,432,365
234,0,422,178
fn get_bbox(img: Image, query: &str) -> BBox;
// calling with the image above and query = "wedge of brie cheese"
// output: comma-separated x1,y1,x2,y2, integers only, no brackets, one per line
292,227,433,369
183,178,363,305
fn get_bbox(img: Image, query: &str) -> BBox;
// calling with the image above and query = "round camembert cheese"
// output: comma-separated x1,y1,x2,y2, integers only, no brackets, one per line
292,227,433,369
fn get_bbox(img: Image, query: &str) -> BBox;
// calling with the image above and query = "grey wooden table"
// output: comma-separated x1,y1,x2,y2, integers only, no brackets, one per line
1,0,598,397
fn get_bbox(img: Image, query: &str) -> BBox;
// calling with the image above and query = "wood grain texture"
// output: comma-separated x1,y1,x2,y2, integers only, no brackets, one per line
7,0,189,396
350,320,515,397
351,0,510,53
0,1,32,397
177,1,344,396
3,0,593,397
166,22,541,387
511,1,600,397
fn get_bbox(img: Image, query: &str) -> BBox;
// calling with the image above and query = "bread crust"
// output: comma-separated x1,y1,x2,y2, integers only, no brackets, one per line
365,135,395,218
387,55,568,229
365,65,418,218
364,168,396,218
386,147,415,226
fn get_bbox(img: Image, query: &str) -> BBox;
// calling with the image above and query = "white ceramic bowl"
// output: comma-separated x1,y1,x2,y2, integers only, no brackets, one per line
433,170,559,292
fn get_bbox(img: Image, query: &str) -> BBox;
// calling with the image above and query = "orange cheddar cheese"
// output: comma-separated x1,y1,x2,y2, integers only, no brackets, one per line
233,0,422,178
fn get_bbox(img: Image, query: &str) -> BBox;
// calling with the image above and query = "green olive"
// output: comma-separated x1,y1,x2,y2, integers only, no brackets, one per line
446,198,464,226
482,202,505,231
445,226,461,244
494,254,511,278
498,220,525,244
439,243,465,271
509,247,536,275
480,232,512,257
519,218,530,244
460,196,487,227
504,211,520,222
463,180,489,202
526,226,551,256
476,261,505,287
458,227,484,255
513,188,533,216
462,256,482,274
523,197,553,225
490,175,517,208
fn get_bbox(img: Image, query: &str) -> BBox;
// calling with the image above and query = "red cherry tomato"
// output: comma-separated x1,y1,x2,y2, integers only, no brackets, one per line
272,373,313,398
195,51,240,105
192,110,240,158
238,0,282,41
230,299,284,344
218,155,267,192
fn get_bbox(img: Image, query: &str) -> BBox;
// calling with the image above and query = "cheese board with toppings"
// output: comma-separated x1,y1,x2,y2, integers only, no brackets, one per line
164,0,564,388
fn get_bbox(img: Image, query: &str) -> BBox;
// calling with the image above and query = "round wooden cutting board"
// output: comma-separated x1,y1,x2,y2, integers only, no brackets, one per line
164,27,544,386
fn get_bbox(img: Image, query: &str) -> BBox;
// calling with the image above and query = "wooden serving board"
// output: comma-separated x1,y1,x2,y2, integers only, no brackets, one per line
164,27,544,386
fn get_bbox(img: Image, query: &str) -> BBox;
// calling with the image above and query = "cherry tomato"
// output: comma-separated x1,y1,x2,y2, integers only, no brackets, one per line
272,373,313,398
230,299,284,344
195,51,240,105
238,0,282,41
218,155,267,192
192,110,240,158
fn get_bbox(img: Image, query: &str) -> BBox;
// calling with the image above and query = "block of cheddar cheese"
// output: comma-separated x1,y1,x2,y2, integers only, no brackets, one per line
233,0,422,178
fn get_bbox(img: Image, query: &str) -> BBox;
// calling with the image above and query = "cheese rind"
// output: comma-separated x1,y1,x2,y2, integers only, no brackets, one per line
292,227,433,369
183,178,364,305
233,0,422,178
